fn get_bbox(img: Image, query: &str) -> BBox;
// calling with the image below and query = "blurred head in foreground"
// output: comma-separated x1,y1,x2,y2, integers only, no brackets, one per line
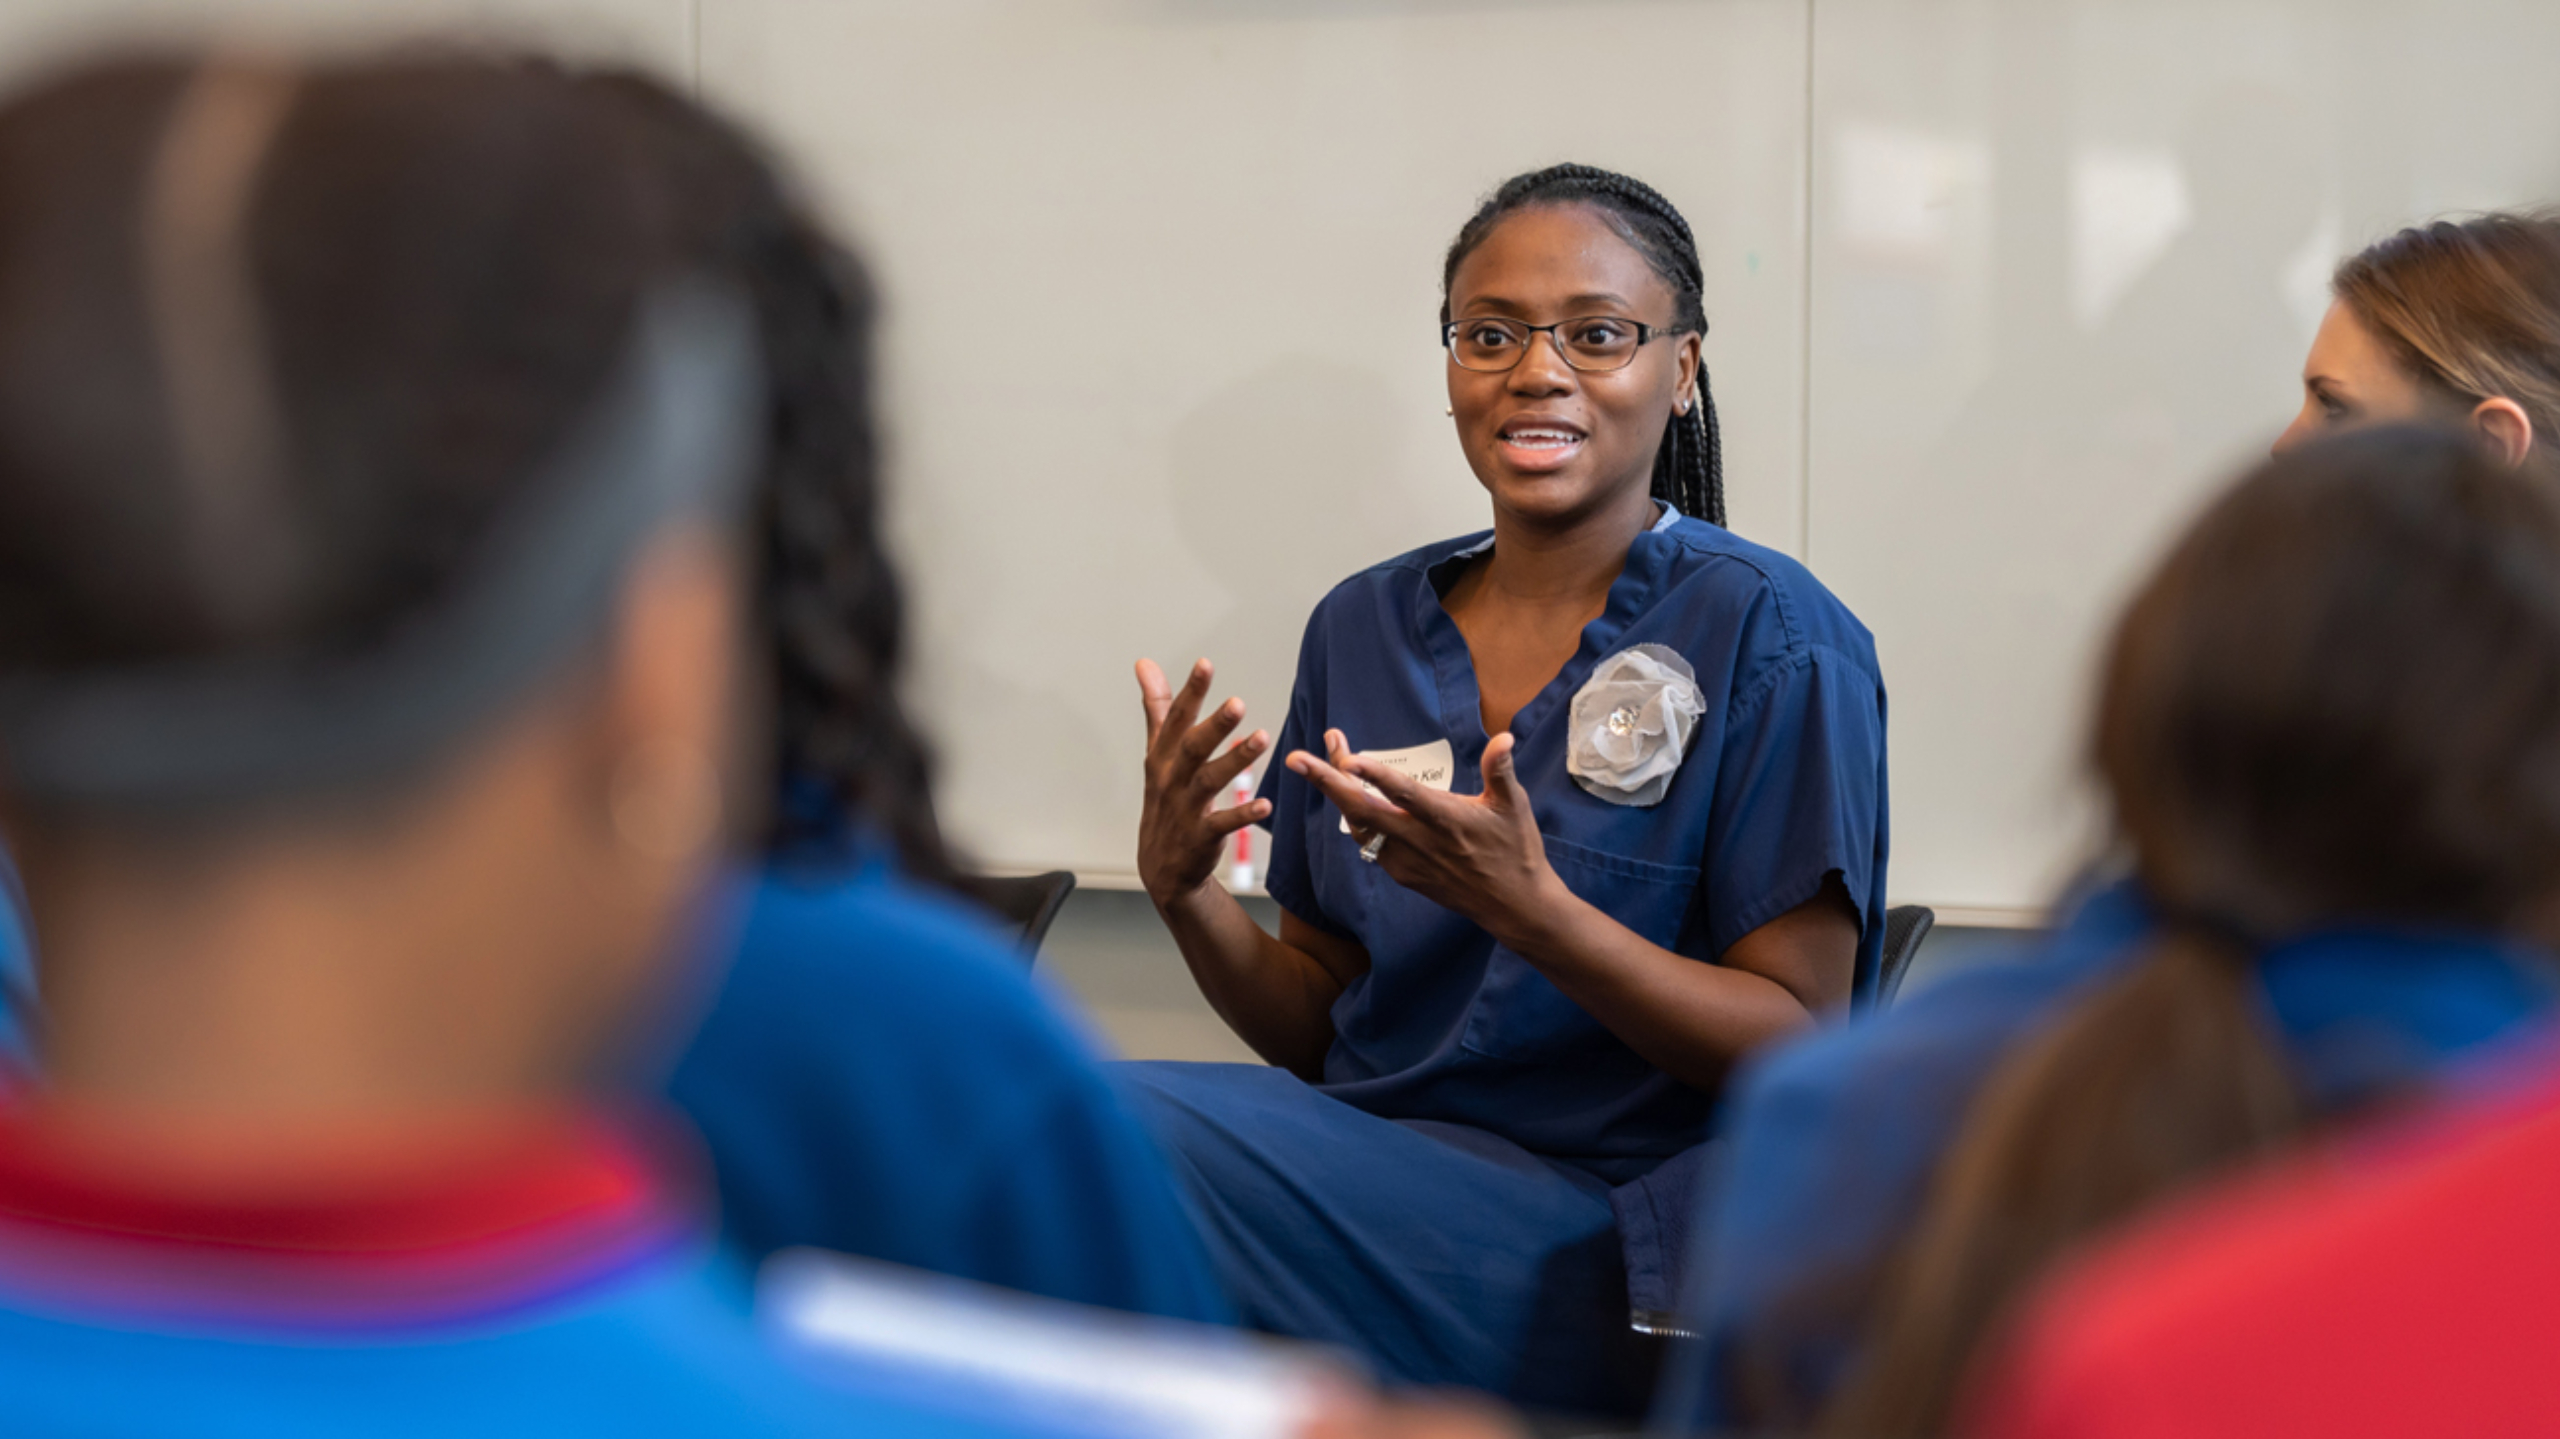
0,53,750,1125
2276,212,2560,465
1829,428,2560,1437
0,49,1523,1439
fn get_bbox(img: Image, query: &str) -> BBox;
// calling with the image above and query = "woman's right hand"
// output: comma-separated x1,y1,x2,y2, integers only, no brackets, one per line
1135,657,1271,907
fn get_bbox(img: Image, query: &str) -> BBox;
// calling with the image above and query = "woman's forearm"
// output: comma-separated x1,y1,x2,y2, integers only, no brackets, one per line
1293,736,1858,1089
1487,877,1850,1090
1153,880,1344,1079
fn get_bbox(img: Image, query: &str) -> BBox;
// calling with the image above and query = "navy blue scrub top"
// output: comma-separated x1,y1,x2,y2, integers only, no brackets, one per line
1259,507,1889,1171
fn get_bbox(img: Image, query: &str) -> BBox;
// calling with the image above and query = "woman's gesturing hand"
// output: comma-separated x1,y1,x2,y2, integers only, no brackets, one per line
1135,658,1271,906
1287,730,1564,946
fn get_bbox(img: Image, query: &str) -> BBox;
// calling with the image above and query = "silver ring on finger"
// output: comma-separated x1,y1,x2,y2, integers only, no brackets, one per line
1358,832,1387,864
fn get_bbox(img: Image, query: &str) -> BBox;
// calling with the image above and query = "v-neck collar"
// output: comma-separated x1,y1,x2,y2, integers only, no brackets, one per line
1416,505,1680,756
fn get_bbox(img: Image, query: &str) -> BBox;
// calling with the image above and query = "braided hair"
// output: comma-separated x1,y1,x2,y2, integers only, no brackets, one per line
1441,163,1725,528
586,71,959,887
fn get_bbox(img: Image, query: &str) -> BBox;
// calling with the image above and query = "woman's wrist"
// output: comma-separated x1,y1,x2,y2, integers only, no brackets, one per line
1149,869,1231,924
1478,866,1589,966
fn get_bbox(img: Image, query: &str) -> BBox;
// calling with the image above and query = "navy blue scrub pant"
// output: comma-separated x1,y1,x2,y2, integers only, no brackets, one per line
1118,1061,1656,1416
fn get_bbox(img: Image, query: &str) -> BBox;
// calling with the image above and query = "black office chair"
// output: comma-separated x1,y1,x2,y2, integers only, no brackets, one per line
1874,903,1937,1009
964,870,1078,959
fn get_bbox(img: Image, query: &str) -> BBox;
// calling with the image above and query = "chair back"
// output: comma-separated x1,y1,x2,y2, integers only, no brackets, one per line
966,870,1079,959
1875,903,1937,1008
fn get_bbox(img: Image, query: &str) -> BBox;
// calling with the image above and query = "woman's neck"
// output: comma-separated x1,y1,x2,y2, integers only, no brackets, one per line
28,825,593,1128
1479,483,1658,605
1445,485,1660,736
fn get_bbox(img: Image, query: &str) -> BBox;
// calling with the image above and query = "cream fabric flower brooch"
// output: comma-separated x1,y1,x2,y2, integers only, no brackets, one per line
1565,643,1706,807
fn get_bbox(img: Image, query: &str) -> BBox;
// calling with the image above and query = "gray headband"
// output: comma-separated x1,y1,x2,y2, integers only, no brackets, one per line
0,281,765,810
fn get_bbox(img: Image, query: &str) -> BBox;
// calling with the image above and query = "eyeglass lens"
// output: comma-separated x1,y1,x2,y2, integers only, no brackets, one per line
1448,317,1646,373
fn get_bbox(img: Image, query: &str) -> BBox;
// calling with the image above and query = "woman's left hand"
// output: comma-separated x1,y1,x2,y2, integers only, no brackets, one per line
1287,729,1564,945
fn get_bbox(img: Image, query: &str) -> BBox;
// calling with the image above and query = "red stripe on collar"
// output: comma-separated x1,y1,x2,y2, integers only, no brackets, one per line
0,1104,699,1332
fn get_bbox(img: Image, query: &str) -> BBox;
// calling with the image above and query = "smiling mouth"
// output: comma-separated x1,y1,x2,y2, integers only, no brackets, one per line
1502,426,1584,448
1496,423,1588,468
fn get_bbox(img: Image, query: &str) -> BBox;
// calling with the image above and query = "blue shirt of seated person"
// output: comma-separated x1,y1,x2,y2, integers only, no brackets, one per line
0,1108,1072,1439
0,843,1229,1327
1650,879,2148,1431
665,856,1230,1323
1655,876,2560,1431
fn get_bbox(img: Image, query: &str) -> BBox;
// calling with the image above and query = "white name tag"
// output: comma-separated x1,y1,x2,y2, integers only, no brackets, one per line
1337,737,1455,832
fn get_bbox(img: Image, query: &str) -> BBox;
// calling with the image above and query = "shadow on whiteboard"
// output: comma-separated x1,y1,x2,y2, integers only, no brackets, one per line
1835,74,2329,910
1171,355,1436,764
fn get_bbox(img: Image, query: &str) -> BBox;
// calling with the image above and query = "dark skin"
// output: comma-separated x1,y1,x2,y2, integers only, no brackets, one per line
1136,203,1857,1086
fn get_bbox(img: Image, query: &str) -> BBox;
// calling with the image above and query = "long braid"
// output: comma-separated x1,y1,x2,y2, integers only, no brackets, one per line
588,70,962,888
1442,163,1726,528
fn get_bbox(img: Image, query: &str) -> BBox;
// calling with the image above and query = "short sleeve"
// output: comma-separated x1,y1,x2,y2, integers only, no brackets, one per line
1254,606,1341,937
1702,643,1887,966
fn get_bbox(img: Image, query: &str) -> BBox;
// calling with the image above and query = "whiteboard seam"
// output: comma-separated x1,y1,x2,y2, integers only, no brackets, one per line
1798,0,1817,562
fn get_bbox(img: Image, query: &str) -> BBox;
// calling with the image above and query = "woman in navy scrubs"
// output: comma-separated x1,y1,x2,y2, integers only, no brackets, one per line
1122,165,1889,1412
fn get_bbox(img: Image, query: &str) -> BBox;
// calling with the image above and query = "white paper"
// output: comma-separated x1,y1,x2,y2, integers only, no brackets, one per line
761,1249,1350,1439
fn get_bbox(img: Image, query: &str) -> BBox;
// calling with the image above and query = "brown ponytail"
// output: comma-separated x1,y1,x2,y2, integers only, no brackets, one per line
1822,427,2560,1438
2334,213,2560,456
1821,933,2301,1435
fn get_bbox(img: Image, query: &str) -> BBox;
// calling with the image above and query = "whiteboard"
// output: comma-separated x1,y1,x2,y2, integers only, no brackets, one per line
699,0,1817,887
18,0,2560,921
1807,0,2560,916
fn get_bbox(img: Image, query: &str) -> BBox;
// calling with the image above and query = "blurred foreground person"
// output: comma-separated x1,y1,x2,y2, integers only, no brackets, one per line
587,74,1229,1324
0,51,1110,1437
0,64,1229,1324
1821,429,2560,1436
1658,213,2560,1434
1969,1038,2560,1439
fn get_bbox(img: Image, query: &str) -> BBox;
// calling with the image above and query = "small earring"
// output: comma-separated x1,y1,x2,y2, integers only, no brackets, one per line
1445,406,1455,418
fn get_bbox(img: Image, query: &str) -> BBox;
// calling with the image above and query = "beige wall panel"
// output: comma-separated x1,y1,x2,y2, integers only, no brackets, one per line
0,0,689,88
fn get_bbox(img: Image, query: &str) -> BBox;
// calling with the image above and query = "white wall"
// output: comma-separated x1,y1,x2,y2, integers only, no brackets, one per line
0,0,689,86
13,1,2560,921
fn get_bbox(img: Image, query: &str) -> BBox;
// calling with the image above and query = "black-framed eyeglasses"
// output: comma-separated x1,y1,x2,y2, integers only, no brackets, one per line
1442,315,1683,373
